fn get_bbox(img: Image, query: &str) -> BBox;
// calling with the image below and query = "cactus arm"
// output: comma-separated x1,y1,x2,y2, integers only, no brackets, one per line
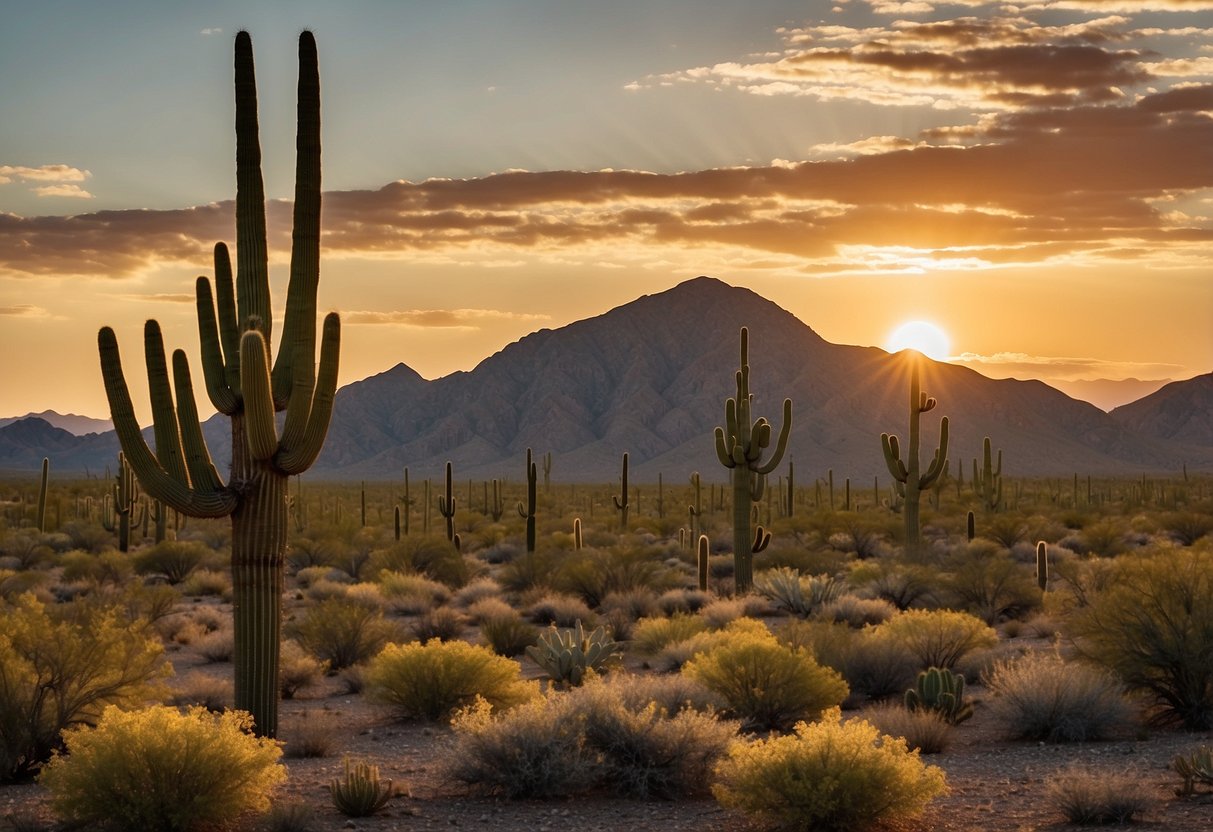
754,399,792,475
143,320,190,484
212,243,242,396
920,416,950,489
882,433,909,482
714,426,736,468
171,350,225,494
272,30,321,406
233,31,272,342
240,331,279,462
98,328,236,518
195,277,239,414
277,314,340,475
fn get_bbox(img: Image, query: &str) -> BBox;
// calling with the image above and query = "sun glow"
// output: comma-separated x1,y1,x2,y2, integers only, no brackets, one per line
885,320,951,361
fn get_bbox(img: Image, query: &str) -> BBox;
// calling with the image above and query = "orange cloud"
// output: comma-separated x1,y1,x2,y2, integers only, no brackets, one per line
345,309,550,328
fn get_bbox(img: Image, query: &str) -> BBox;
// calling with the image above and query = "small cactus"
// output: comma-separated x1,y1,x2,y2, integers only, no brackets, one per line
1172,746,1213,796
329,757,394,817
525,619,621,689
905,667,973,724
612,452,629,531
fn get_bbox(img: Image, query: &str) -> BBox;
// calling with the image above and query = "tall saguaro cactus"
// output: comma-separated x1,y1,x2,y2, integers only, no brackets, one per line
96,31,339,738
714,327,792,593
881,356,949,555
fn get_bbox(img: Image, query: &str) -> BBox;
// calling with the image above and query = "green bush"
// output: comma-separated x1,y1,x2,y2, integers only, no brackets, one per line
39,705,284,831
984,651,1133,742
131,540,210,584
369,536,472,587
0,594,169,780
881,609,998,670
712,708,947,831
1068,543,1213,729
682,620,847,731
446,679,736,798
367,639,537,720
287,597,400,671
941,542,1040,624
632,613,708,655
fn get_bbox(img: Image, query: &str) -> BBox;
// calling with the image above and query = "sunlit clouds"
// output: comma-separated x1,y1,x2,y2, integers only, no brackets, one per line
0,165,93,199
345,308,551,328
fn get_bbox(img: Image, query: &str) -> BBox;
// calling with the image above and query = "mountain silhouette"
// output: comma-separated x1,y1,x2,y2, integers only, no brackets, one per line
3,277,1209,481
1110,373,1213,447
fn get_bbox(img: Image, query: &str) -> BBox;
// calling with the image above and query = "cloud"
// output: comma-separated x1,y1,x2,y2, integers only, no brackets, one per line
0,164,90,185
627,13,1211,111
32,184,93,199
200,28,222,36
0,305,48,317
950,351,1188,381
345,308,551,328
118,293,195,304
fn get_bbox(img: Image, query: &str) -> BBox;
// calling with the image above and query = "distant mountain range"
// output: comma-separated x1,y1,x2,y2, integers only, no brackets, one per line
1043,378,1172,413
0,410,112,436
2,277,1210,481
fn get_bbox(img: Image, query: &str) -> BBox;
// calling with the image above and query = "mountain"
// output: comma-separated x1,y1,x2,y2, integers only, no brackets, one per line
0,410,112,436
1043,378,1172,412
3,277,1210,481
1110,373,1213,447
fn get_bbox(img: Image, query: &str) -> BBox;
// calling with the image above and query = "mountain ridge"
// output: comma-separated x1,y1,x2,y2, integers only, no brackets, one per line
3,277,1209,481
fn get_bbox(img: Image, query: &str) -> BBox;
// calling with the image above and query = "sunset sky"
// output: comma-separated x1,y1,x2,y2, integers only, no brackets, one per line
2,0,1212,421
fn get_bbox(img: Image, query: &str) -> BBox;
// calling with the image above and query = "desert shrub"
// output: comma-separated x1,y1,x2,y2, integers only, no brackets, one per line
0,530,52,569
179,568,230,597
410,606,467,642
882,609,998,670
446,680,736,799
754,567,844,617
1160,511,1213,546
602,671,725,714
279,639,327,699
527,592,596,628
712,707,947,831
1077,519,1128,557
0,569,50,602
817,595,897,628
863,701,952,754
281,709,340,759
329,757,394,817
367,639,537,721
0,594,168,780
601,587,661,622
1068,543,1213,729
632,613,708,655
496,550,560,592
1048,765,1152,824
556,547,674,608
941,543,1040,624
59,549,133,585
38,705,284,831
984,651,1133,742
480,613,540,657
288,597,401,671
294,565,349,588
452,576,503,608
193,627,234,663
698,597,749,629
131,540,209,584
526,621,622,688
466,596,516,623
858,561,936,610
260,800,317,832
656,587,711,615
304,577,351,602
377,570,449,615
169,671,233,712
682,621,848,731
369,536,472,587
982,514,1028,549
780,620,917,704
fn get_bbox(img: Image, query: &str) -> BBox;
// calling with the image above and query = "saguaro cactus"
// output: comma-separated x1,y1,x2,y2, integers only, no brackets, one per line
35,458,49,533
881,356,949,555
714,327,792,593
612,452,629,531
438,461,457,543
96,31,339,737
518,448,537,552
975,436,1003,513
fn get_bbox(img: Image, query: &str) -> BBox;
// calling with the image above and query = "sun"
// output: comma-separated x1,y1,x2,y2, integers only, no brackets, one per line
885,320,951,361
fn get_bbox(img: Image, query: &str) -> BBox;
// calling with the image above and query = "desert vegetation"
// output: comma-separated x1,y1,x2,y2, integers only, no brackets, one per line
2,25,1212,832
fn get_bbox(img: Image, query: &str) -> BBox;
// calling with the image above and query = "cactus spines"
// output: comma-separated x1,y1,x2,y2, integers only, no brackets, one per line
976,436,1003,513
881,356,949,555
437,461,456,543
517,448,537,553
35,457,49,533
697,533,710,592
714,327,793,593
94,31,338,738
1036,540,1049,592
905,667,973,724
612,452,629,530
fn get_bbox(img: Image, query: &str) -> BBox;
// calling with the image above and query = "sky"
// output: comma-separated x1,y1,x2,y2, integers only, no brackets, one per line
2,0,1212,421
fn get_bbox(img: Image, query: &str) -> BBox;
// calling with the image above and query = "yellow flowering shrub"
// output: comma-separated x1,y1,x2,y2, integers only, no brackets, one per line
39,705,285,831
713,708,947,831
881,608,998,669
